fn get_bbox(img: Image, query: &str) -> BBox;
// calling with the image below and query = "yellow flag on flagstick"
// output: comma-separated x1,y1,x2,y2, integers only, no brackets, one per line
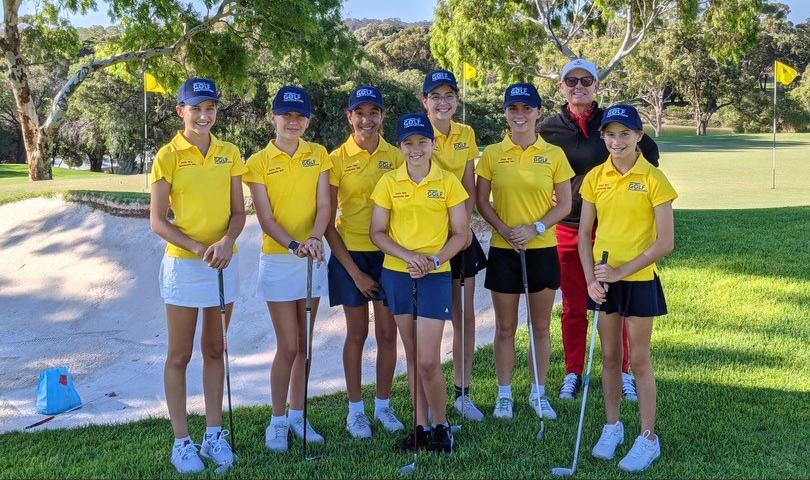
144,72,166,94
463,62,477,80
774,60,798,85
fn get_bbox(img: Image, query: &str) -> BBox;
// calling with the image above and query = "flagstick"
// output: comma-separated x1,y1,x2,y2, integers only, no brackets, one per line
462,65,467,125
772,70,777,190
142,60,149,189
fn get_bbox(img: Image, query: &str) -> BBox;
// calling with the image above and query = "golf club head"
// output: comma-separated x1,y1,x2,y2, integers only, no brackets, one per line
450,424,462,433
536,429,544,441
305,454,323,461
398,462,416,475
551,467,574,476
213,462,234,474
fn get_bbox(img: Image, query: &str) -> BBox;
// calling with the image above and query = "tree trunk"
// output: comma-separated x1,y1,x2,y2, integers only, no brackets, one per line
89,146,105,172
696,120,708,135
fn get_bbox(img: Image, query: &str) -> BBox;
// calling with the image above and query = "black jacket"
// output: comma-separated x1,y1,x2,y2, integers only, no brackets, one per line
538,103,660,227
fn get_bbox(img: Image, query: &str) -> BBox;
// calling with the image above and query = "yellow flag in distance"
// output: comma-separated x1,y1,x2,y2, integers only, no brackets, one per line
144,73,166,94
774,60,798,85
463,62,477,80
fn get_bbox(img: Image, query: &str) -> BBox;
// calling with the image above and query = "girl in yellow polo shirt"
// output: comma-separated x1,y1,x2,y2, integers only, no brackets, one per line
324,86,405,438
476,83,574,422
150,78,245,473
243,85,332,452
370,113,469,454
578,104,677,472
421,69,487,419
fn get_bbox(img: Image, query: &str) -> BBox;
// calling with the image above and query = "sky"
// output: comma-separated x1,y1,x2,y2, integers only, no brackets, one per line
7,0,810,28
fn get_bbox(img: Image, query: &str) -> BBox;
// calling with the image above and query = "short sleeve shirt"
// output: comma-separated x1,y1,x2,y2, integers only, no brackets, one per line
151,132,247,258
244,139,332,254
580,155,678,281
431,121,478,182
371,161,468,273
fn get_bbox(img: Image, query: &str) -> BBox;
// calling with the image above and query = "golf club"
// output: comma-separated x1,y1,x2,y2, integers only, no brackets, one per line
519,248,544,441
551,251,609,477
303,257,323,461
459,250,466,430
24,391,117,430
398,280,419,475
216,269,236,473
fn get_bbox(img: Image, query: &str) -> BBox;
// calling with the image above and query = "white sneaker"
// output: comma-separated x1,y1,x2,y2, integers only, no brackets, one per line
170,440,205,473
290,416,325,443
617,431,661,472
200,430,236,467
591,421,625,459
559,373,582,399
530,394,558,420
346,412,372,439
493,395,513,419
265,421,289,452
374,406,405,432
454,395,485,421
622,373,638,402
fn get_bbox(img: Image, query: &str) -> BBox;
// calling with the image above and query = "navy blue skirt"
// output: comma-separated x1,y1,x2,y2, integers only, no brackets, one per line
379,269,453,320
588,274,668,318
327,250,384,308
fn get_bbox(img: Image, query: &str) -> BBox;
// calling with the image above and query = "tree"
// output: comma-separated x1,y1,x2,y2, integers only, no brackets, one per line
365,26,437,74
430,0,761,83
1,0,357,181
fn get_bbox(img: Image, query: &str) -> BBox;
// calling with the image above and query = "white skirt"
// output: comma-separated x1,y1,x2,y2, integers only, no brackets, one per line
159,253,239,308
257,253,329,302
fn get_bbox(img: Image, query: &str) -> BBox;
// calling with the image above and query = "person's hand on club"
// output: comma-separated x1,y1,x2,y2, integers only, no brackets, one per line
587,278,608,305
404,253,432,278
594,261,621,284
299,236,325,266
203,237,234,270
508,224,537,247
497,225,522,252
352,270,380,298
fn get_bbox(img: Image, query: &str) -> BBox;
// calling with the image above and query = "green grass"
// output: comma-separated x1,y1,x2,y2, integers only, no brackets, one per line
0,164,150,204
1,206,809,478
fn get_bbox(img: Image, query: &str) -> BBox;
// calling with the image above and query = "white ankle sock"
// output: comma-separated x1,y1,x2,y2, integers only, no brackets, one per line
174,436,191,447
348,400,365,415
204,426,221,439
270,414,287,425
531,383,545,397
288,409,303,422
374,397,390,411
498,384,512,397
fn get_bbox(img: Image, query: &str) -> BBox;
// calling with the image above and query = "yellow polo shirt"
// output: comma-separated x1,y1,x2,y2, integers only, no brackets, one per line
151,132,247,259
329,135,404,251
476,134,574,249
244,138,333,254
371,161,468,273
431,121,478,182
580,155,678,281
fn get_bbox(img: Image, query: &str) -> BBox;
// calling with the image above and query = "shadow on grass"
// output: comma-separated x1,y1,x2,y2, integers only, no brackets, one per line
0,165,28,179
655,135,807,153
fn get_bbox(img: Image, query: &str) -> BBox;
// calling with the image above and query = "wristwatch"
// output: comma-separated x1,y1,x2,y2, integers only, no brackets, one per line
288,240,300,254
534,221,546,235
432,255,441,270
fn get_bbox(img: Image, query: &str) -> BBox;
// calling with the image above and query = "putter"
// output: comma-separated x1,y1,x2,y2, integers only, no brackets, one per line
216,269,237,473
303,257,323,461
551,251,609,477
398,281,419,475
519,248,544,441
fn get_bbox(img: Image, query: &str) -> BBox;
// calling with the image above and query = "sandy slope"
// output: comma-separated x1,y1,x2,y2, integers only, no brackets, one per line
0,198,557,433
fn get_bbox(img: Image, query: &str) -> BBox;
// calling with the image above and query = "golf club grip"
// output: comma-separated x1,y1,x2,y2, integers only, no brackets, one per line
218,269,226,313
519,248,528,288
600,251,609,265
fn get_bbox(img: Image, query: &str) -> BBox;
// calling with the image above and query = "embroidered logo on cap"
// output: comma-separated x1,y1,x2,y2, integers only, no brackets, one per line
510,87,530,96
432,72,451,81
283,92,304,103
356,88,375,98
192,82,213,93
403,117,426,129
606,107,628,118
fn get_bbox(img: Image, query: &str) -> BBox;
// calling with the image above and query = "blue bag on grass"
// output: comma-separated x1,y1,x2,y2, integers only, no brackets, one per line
35,366,82,415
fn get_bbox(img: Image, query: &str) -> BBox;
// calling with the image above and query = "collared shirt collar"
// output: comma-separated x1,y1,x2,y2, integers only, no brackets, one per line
264,137,311,159
345,134,390,157
395,159,442,183
605,153,650,176
499,134,548,153
170,131,223,152
432,120,460,139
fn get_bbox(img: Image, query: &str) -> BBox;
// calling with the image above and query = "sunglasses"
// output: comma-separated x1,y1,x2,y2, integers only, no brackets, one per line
563,76,595,88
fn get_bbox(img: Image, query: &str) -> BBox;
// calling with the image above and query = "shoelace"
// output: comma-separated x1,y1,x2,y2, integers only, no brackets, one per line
272,423,288,439
625,430,654,458
459,396,477,411
622,376,637,396
205,430,231,455
560,373,579,395
377,407,398,424
349,413,370,430
295,418,318,436
496,396,512,411
599,424,621,443
175,442,201,460
538,395,552,412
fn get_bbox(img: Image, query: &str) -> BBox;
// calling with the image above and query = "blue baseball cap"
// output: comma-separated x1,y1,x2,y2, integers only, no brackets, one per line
272,85,311,118
396,113,434,143
600,104,643,131
348,86,384,111
422,69,458,94
177,77,218,106
503,83,541,109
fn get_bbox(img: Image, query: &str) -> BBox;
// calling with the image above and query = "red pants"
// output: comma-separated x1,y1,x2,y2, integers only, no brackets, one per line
556,224,630,375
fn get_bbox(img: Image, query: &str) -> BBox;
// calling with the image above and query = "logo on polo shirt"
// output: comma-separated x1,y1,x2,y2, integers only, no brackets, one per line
393,191,411,199
606,107,628,118
510,86,529,96
378,160,394,170
596,183,612,191
356,88,375,98
533,156,549,164
628,182,648,193
427,189,445,199
283,92,304,103
432,72,451,82
267,166,284,175
403,117,426,129
498,157,514,164
193,82,213,93
179,159,196,168
213,157,231,164
453,142,468,151
301,158,317,167
345,163,361,173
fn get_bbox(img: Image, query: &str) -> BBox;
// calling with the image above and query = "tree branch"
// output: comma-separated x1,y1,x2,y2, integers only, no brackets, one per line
530,0,577,59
